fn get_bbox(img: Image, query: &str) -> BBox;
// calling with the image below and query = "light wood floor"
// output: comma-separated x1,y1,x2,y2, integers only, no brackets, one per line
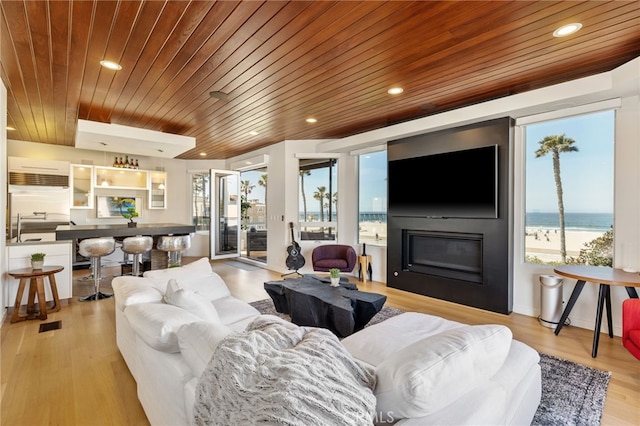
2,258,639,425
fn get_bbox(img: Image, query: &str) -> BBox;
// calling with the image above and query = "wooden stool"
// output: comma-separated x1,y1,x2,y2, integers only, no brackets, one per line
8,265,63,323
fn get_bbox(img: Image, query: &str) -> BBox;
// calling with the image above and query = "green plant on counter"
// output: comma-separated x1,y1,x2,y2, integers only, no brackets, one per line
112,197,139,223
329,268,340,279
30,253,46,261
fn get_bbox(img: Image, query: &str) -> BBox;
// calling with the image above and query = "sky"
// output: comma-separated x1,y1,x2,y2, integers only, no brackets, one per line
525,109,614,213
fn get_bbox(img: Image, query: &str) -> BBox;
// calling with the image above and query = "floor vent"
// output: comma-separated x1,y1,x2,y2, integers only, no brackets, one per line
39,320,62,333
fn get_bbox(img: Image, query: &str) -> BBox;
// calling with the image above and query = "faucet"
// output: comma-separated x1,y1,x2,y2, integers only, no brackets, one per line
16,212,22,243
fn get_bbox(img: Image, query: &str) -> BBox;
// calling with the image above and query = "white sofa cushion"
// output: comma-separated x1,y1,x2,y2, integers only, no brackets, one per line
143,257,231,300
176,321,234,378
212,296,260,327
111,276,164,311
374,324,512,419
165,278,222,323
124,303,202,353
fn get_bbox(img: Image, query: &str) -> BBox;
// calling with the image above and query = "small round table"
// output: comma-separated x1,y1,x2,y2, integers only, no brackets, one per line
8,265,64,323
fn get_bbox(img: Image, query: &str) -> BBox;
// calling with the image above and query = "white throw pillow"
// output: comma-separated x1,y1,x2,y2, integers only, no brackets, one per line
177,321,233,378
374,324,512,419
164,279,221,323
124,303,202,353
143,257,214,293
111,276,163,311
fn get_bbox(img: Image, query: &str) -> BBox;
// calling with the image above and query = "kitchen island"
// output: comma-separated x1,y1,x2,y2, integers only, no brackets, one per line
55,223,196,270
55,223,195,240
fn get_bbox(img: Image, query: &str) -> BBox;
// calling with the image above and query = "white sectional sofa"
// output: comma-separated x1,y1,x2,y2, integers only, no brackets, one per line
112,258,541,425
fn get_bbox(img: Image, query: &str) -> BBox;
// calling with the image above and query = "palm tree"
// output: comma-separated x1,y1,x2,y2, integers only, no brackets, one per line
534,134,578,263
299,170,311,220
314,186,327,222
240,180,255,229
258,173,268,223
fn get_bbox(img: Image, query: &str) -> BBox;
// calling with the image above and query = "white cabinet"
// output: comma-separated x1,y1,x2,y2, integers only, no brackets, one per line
5,242,73,307
149,171,167,209
70,164,94,209
94,166,148,190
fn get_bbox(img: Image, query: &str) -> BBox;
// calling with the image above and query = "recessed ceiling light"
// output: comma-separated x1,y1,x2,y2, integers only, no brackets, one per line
388,87,404,95
248,131,259,136
553,23,582,37
199,152,207,157
306,118,317,123
6,126,15,131
100,60,122,70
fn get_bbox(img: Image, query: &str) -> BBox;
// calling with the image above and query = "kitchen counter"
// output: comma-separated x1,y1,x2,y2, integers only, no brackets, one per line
55,223,195,240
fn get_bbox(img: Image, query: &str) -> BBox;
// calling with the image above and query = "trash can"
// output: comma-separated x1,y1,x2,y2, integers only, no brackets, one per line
539,275,564,328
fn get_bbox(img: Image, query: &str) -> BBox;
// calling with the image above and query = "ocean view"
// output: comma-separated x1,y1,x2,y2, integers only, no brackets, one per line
525,212,613,232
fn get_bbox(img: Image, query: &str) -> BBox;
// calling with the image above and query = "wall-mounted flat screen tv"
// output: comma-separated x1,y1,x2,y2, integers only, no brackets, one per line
388,145,498,219
96,195,142,218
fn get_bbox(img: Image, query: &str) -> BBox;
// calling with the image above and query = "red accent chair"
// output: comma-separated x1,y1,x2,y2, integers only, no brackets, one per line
311,244,357,273
622,298,640,360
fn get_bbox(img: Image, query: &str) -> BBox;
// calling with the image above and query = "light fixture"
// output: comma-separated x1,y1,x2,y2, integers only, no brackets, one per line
248,131,259,136
199,152,207,157
553,23,582,37
100,60,122,70
100,142,110,186
6,126,15,131
209,91,228,100
306,117,317,123
158,150,165,189
388,87,404,95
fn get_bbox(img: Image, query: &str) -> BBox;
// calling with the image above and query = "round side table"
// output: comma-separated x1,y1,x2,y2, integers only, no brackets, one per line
8,265,64,323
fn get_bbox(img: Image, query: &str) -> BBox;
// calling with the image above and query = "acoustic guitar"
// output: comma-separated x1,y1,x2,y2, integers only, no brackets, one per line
285,222,305,271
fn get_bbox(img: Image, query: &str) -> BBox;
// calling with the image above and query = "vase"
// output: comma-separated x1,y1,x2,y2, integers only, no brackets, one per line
128,222,137,228
31,260,44,270
330,277,340,287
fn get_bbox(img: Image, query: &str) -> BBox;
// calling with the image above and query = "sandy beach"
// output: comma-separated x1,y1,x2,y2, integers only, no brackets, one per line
359,221,606,263
525,227,606,262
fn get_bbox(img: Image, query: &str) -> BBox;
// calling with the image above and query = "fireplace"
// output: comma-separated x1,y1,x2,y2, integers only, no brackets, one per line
403,230,483,284
386,117,513,314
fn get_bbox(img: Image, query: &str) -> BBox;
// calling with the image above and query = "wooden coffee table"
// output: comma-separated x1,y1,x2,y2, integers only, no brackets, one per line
264,275,386,337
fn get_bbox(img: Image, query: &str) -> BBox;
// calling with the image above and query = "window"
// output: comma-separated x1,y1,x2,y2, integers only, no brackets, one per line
523,110,614,265
298,159,337,240
191,172,210,232
358,150,387,245
240,167,267,262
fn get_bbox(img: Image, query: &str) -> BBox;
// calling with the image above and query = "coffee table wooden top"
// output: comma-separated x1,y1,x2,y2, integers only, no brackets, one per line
553,265,640,286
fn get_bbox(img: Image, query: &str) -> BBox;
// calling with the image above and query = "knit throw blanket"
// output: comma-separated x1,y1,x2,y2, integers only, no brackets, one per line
193,316,377,425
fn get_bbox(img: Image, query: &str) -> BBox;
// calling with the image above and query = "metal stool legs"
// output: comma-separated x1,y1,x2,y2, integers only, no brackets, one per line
79,255,113,301
78,237,116,302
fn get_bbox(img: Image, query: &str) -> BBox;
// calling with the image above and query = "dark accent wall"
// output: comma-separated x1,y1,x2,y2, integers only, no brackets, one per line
386,117,514,314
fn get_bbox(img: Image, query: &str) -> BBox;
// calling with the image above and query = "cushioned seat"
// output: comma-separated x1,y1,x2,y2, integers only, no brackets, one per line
311,244,357,272
622,298,640,360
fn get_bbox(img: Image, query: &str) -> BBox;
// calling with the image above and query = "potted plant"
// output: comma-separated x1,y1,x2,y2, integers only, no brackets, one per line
113,197,139,227
329,268,341,287
30,252,45,269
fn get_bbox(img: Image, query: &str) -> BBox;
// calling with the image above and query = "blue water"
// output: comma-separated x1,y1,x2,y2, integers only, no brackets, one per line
356,212,612,232
526,212,612,232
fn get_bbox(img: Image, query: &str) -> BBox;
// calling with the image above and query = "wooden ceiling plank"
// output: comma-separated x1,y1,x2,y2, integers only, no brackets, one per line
49,0,71,145
120,1,253,127
133,1,290,130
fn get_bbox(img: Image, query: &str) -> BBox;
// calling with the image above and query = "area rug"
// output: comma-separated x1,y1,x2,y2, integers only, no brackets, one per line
250,299,611,425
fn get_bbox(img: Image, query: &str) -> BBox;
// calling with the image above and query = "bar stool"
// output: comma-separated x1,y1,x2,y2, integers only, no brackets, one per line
78,237,116,301
158,235,191,268
121,235,153,276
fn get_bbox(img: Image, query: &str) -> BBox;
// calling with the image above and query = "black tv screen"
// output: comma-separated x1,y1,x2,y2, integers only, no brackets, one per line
388,145,498,219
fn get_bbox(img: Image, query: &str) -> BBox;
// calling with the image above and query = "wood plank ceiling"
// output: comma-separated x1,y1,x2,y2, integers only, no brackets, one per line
2,1,640,160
